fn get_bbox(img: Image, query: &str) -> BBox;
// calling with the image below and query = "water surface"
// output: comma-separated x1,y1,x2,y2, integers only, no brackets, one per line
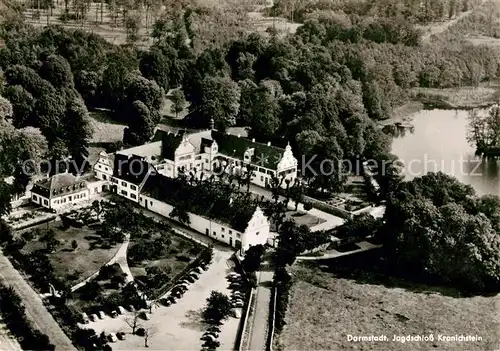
391,109,500,196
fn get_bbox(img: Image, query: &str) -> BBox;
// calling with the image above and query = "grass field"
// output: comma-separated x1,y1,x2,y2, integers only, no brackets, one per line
275,260,500,351
18,221,120,285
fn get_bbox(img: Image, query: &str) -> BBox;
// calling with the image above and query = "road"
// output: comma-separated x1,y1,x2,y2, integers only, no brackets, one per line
0,252,76,351
246,271,273,351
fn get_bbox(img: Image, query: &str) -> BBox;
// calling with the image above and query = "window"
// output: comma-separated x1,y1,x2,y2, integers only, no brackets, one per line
205,159,208,163
98,165,101,169
130,185,137,191
221,234,224,238
121,181,127,187
256,232,260,235
150,201,153,206
237,233,241,238
196,155,202,160
103,175,107,180
54,200,58,204
130,194,137,199
221,228,225,232
139,197,142,202
104,167,109,171
43,199,48,206
260,176,264,181
69,196,72,201
112,178,118,184
229,230,232,235
121,190,128,196
213,231,216,236
32,195,38,201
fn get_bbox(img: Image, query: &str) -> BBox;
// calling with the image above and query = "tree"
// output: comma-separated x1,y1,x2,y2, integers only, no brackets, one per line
303,202,313,211
0,96,13,120
247,80,283,140
242,244,265,272
40,230,60,253
170,88,185,118
383,172,500,292
123,100,155,146
80,281,102,301
125,311,141,334
191,76,240,131
139,49,169,91
125,12,140,43
202,291,233,324
62,98,92,172
0,181,13,218
3,86,34,128
125,75,164,112
143,325,156,347
38,55,74,88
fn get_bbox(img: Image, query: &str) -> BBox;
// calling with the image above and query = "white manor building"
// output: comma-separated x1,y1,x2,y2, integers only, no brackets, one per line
90,129,294,252
94,129,298,189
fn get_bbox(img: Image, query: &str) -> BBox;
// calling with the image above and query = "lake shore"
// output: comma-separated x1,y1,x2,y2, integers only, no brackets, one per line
380,85,500,127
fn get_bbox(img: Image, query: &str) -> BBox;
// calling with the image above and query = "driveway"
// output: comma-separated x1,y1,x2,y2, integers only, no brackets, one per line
84,247,241,350
0,252,76,350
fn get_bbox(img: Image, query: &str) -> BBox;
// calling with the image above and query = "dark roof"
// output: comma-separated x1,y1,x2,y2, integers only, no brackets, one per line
200,137,214,150
31,173,87,199
211,131,284,170
162,134,183,161
113,155,152,186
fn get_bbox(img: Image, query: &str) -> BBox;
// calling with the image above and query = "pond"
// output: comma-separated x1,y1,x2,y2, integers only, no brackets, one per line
391,108,500,196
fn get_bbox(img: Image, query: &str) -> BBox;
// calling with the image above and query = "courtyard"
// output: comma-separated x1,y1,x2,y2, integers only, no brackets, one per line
83,246,241,350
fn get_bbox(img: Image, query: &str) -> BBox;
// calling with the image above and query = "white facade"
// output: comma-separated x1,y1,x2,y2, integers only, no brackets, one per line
94,151,114,182
31,189,89,210
138,194,270,253
92,132,298,190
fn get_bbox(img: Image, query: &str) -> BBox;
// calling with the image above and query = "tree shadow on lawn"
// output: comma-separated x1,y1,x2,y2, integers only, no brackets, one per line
304,249,498,299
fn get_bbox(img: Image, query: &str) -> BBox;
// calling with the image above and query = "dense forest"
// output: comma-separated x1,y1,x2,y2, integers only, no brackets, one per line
0,0,498,200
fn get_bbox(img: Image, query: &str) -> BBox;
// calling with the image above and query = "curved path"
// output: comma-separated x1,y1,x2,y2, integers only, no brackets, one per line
71,234,133,292
0,251,76,350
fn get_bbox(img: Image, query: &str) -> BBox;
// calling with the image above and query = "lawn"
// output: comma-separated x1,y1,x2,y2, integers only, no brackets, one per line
17,220,120,286
127,226,203,296
275,260,499,351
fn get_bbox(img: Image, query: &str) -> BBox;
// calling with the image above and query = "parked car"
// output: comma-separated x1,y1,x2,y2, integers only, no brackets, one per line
98,311,106,319
117,332,126,340
81,313,89,324
108,333,118,343
128,305,135,312
207,326,221,333
110,311,118,318
118,306,126,314
203,331,219,338
89,314,98,322
189,273,199,279
201,334,216,342
185,276,195,283
193,267,203,274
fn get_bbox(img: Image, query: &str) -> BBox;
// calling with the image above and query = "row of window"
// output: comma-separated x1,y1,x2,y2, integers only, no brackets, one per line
53,192,87,205
120,190,137,200
120,181,137,190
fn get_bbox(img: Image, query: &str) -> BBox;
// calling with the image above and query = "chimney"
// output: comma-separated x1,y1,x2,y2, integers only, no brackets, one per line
267,141,271,146
252,138,255,142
